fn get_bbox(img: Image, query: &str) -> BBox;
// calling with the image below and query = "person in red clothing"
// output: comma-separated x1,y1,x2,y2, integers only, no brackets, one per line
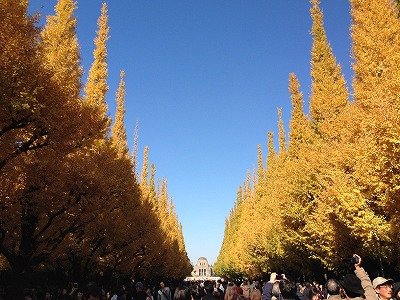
237,283,243,299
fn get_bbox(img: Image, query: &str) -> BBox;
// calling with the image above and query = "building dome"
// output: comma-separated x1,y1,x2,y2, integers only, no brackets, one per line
198,257,208,262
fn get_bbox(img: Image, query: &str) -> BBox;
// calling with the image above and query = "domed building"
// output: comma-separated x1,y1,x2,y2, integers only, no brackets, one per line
191,257,215,278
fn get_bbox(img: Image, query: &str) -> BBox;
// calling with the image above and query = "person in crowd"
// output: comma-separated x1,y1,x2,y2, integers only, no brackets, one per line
249,281,255,294
307,286,320,300
262,272,279,300
241,281,250,300
353,254,376,300
262,273,302,300
271,282,281,300
392,282,400,300
339,254,375,300
111,287,126,300
279,279,298,300
236,282,244,300
45,291,53,300
301,283,311,300
324,279,341,300
216,280,225,300
70,286,83,300
134,282,148,300
216,280,225,294
23,288,34,300
158,281,172,300
253,282,262,294
105,290,112,300
250,289,261,300
146,287,155,300
318,285,326,300
191,283,202,300
202,280,220,300
59,287,71,300
224,283,239,300
339,273,365,300
85,282,102,300
110,289,119,300
174,286,193,300
372,277,393,300
74,289,84,300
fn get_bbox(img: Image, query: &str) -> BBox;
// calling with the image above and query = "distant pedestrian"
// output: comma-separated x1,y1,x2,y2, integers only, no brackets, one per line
174,286,192,300
85,282,102,300
158,281,172,300
202,280,220,300
278,279,297,300
146,287,155,300
250,289,261,300
224,283,239,300
134,282,148,300
242,281,250,300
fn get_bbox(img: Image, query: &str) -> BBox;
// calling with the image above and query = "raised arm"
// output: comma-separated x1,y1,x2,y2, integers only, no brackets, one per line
353,254,376,300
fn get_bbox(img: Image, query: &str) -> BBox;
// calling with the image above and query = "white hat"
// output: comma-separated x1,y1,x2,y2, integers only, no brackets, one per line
372,277,393,289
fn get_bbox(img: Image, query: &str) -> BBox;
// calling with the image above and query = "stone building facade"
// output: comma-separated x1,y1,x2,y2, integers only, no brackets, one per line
191,257,214,278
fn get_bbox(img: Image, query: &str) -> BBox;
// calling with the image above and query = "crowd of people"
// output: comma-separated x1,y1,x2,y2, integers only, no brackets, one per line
259,254,400,300
19,254,400,300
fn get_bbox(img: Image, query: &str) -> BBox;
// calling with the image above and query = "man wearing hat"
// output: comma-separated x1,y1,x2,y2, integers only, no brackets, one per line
340,274,366,299
340,254,375,300
372,277,393,300
135,282,147,300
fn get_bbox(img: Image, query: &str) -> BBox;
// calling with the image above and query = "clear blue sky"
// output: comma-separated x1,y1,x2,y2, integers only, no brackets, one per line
28,0,351,266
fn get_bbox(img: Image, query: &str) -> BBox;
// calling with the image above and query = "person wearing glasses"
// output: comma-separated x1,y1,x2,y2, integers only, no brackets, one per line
372,277,393,300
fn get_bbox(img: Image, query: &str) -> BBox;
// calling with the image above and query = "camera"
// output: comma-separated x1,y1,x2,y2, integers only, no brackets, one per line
73,283,78,289
276,274,283,280
342,256,359,264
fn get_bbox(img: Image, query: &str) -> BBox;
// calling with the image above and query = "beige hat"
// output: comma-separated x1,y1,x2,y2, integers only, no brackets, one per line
372,277,393,289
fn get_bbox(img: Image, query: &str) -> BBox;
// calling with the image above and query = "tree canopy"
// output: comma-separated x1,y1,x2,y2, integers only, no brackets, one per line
0,1,191,297
214,0,400,280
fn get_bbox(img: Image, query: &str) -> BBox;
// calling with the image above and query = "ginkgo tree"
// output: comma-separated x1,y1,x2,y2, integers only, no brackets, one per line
0,1,191,297
216,0,400,279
